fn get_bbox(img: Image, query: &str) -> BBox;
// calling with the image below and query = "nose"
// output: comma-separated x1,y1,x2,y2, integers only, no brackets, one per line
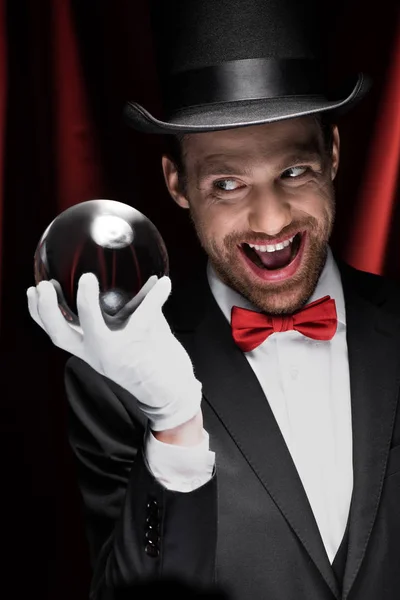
247,187,292,236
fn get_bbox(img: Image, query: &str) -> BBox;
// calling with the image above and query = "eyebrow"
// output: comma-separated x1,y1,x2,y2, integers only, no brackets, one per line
195,143,323,182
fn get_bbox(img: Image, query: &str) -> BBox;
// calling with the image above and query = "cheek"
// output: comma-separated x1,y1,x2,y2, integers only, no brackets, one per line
191,199,236,238
315,189,335,223
290,184,334,219
188,204,221,248
205,217,232,245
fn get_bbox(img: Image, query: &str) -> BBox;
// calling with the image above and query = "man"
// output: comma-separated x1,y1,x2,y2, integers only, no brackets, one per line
27,1,400,599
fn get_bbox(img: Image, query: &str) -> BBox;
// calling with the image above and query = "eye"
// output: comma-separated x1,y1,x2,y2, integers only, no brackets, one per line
282,166,310,179
214,178,243,192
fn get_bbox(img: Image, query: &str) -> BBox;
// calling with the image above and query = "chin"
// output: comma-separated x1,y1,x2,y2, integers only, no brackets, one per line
211,241,328,315
249,284,317,315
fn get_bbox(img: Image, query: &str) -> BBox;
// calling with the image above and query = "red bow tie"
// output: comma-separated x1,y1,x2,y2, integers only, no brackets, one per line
231,295,337,352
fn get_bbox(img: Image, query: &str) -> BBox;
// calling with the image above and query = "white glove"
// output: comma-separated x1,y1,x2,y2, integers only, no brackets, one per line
26,273,202,431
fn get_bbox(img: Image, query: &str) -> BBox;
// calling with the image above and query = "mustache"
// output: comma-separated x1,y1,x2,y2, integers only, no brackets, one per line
222,217,319,247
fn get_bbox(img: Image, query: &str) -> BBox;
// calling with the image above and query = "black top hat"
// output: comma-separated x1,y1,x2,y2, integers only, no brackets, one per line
125,0,370,134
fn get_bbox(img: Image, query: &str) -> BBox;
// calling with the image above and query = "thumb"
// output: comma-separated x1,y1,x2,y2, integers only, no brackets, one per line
127,276,171,329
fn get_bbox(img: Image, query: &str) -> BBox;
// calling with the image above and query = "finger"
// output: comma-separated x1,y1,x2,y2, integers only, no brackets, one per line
76,272,108,336
35,281,82,350
114,275,159,321
27,286,47,331
138,274,159,299
127,276,171,330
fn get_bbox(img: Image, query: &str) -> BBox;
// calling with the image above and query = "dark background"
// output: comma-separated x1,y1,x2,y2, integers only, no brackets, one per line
0,1,399,597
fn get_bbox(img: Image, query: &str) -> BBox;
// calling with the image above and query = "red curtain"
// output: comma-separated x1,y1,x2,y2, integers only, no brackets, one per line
0,1,399,598
0,0,6,314
52,1,104,211
346,22,400,273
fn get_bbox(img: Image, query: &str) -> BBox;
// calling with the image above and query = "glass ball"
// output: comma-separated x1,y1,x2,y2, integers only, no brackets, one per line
34,199,169,328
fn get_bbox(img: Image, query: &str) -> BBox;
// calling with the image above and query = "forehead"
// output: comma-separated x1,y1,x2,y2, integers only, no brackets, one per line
183,117,323,170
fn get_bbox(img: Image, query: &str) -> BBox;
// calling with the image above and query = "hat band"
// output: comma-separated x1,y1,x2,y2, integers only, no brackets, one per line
163,58,326,113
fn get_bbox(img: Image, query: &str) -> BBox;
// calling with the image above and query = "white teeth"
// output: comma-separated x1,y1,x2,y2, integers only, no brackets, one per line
248,235,295,253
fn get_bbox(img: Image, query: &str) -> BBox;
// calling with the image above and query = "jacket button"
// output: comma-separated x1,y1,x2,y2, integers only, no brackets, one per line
146,499,160,516
146,514,160,532
145,542,159,558
145,528,160,545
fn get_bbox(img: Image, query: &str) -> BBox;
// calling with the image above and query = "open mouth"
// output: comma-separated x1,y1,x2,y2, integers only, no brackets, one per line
240,232,303,271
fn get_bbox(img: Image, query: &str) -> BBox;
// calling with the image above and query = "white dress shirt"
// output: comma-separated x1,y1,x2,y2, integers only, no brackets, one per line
146,246,353,564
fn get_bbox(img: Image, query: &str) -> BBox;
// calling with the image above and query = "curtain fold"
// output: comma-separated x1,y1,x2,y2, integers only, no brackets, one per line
51,0,104,212
346,17,400,274
0,2,399,599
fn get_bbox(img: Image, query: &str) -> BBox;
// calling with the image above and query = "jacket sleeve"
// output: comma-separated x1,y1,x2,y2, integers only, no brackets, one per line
64,356,218,599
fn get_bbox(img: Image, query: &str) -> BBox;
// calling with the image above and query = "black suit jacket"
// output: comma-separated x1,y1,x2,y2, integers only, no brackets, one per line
64,255,400,600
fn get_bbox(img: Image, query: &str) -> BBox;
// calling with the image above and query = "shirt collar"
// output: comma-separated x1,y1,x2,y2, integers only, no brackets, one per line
206,245,346,326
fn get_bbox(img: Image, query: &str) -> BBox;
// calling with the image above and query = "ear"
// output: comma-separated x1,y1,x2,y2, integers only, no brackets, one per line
161,155,190,209
331,125,340,180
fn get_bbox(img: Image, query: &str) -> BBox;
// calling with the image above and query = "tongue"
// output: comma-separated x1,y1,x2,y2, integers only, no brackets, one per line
255,245,292,269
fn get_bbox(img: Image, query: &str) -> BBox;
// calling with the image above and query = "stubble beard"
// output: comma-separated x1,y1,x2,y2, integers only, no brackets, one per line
189,203,335,316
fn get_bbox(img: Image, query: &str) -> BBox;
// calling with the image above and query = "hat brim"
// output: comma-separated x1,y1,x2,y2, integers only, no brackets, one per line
124,73,370,134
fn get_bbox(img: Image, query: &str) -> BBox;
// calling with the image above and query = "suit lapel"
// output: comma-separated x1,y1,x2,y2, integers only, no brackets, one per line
338,262,400,599
165,258,400,600
167,269,340,599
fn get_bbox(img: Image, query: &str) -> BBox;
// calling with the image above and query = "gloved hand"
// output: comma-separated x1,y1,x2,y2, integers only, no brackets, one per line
26,273,202,431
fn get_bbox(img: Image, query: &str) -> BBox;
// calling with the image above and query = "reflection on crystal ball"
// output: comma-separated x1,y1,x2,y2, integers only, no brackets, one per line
90,215,134,248
34,199,169,327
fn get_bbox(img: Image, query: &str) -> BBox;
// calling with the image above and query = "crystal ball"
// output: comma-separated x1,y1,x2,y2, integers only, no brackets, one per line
34,199,169,328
